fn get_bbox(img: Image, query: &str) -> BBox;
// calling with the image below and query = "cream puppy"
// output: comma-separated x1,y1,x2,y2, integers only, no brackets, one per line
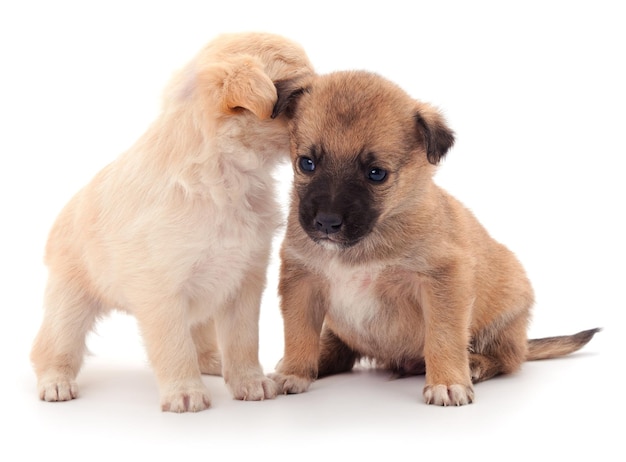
30,32,313,412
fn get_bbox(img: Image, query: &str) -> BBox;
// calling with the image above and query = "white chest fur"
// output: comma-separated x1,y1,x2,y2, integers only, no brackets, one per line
322,258,384,329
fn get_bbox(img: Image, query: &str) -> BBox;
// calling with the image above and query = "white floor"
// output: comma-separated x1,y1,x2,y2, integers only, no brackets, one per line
8,300,617,461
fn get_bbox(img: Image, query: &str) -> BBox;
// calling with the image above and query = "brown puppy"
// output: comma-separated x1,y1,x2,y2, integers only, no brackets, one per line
270,70,599,406
30,32,313,412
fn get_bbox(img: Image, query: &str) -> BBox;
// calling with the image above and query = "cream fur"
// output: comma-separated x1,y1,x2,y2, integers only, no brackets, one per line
30,32,314,412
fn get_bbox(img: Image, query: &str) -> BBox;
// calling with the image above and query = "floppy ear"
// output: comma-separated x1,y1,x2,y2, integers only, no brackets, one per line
271,77,310,119
414,103,455,165
220,57,277,120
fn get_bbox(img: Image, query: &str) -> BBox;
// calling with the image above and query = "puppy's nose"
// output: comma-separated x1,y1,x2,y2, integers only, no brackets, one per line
315,212,342,234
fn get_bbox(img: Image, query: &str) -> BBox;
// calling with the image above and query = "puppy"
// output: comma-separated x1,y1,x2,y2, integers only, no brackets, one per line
30,32,314,412
270,70,599,406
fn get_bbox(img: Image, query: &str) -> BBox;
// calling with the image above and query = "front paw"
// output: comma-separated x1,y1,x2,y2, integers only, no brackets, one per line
268,372,313,394
423,383,474,406
38,375,79,402
227,374,278,401
160,381,212,413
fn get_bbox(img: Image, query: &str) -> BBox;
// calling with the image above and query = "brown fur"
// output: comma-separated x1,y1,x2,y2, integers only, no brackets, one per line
269,70,599,406
30,32,313,412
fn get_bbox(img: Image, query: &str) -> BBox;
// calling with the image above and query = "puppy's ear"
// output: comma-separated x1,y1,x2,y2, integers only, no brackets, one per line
271,77,310,119
220,57,277,120
414,103,455,164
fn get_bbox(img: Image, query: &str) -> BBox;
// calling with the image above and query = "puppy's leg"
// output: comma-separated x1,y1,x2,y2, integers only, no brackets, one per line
270,260,326,394
134,295,211,413
318,326,360,378
214,266,277,401
420,273,475,406
30,274,101,402
470,310,530,383
191,319,222,376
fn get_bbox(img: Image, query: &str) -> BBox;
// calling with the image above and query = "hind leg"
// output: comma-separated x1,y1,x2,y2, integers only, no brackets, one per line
318,326,360,378
470,311,529,383
191,319,222,376
30,275,101,401
469,354,504,383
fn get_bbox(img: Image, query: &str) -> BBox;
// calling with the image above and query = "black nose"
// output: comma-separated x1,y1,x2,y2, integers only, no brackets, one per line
315,212,342,234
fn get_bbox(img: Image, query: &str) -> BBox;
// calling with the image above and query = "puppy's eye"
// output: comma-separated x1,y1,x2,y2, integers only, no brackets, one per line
367,167,387,182
299,156,316,173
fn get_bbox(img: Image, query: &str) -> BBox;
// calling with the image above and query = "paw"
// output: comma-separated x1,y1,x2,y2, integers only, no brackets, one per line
268,372,313,394
160,381,212,413
198,352,222,376
227,374,278,401
469,354,500,383
423,384,474,406
38,376,79,402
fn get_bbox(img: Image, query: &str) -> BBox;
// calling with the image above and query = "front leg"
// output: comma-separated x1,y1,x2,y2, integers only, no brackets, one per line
270,258,326,394
215,265,278,401
134,295,211,413
420,267,475,406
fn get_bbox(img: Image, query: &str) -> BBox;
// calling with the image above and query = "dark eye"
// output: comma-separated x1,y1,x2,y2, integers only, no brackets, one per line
367,167,387,182
299,156,316,173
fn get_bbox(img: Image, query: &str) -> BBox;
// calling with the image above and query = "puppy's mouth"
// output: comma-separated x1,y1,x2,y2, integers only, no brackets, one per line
310,233,360,250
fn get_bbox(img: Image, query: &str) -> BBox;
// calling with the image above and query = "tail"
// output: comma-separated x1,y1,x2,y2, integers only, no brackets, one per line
527,328,601,361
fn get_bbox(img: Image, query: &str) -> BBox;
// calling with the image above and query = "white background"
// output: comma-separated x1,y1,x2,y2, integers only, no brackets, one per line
1,1,624,460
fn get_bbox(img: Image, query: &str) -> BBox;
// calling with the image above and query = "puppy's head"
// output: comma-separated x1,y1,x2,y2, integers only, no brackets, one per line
274,71,454,250
209,32,314,120
169,32,314,121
